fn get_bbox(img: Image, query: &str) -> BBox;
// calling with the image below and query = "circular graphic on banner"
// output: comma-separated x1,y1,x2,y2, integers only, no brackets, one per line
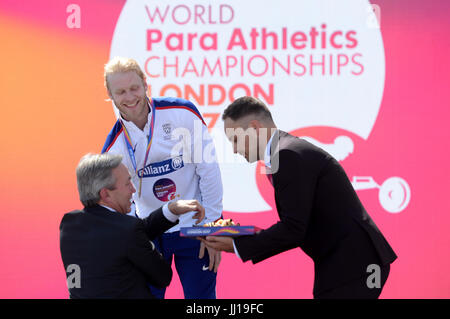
379,177,411,213
110,0,385,213
153,178,177,202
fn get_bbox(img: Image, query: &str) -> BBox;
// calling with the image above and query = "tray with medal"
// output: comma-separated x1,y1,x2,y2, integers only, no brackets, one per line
180,219,260,237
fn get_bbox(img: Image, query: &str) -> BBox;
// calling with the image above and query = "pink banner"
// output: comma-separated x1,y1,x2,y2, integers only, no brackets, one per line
0,0,449,298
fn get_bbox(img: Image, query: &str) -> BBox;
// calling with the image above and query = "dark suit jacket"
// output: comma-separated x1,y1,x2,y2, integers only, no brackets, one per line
235,130,397,295
59,204,178,298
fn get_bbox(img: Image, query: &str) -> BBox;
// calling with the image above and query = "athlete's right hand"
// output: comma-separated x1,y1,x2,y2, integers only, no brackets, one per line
168,199,205,224
198,242,221,273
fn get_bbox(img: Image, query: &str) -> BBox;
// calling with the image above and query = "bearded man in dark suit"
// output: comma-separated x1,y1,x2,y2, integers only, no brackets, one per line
201,96,397,299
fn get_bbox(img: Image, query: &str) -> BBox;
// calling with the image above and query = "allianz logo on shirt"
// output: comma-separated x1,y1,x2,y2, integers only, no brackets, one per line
138,155,184,178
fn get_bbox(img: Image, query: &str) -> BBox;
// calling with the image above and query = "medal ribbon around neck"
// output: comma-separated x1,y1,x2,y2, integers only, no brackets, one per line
120,97,155,197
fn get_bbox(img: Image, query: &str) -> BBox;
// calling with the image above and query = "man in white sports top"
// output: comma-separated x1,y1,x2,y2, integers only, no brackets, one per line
101,57,223,299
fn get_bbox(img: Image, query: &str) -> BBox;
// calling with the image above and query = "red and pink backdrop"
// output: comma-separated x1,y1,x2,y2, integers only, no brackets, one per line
0,0,449,298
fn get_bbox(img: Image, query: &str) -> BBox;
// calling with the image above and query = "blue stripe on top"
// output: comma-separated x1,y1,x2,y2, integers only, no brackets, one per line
101,119,123,153
152,97,205,122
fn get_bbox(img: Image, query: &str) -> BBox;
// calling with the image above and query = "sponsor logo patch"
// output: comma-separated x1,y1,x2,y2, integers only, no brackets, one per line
138,155,184,178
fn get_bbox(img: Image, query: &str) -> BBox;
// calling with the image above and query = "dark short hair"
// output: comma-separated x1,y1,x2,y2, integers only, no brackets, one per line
222,96,273,122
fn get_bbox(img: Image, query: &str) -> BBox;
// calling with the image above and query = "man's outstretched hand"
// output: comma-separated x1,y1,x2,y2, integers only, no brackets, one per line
168,199,205,224
199,236,235,253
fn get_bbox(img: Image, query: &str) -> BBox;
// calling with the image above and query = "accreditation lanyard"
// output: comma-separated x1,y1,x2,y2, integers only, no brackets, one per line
120,98,156,197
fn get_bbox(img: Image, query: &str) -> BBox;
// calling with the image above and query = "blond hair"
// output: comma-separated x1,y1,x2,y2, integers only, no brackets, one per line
104,57,146,93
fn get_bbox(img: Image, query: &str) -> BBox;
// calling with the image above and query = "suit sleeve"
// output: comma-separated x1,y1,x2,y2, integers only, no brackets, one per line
235,149,322,263
140,207,178,240
127,220,173,288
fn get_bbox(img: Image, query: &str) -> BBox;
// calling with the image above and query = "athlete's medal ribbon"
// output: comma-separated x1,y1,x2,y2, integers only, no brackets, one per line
120,98,156,197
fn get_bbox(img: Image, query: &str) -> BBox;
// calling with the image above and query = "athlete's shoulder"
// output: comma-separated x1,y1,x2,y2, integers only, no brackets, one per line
101,119,123,153
152,97,205,125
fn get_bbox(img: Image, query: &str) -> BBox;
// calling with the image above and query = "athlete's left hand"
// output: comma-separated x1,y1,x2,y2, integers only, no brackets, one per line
199,241,222,273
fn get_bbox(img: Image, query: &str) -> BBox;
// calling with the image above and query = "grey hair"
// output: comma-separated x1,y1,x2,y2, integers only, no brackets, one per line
76,153,123,207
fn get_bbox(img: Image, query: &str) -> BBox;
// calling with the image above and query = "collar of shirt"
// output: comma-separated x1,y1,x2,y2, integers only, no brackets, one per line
264,129,277,169
118,102,152,137
100,204,139,217
99,204,117,213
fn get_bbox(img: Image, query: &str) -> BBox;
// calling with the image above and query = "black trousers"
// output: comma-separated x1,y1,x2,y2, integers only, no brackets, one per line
314,264,390,299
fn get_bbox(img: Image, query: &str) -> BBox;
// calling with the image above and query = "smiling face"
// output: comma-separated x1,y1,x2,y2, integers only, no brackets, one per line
103,164,136,214
107,70,149,129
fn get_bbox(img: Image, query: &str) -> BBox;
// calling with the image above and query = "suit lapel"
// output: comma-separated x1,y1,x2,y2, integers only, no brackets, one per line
269,129,287,177
266,171,274,185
